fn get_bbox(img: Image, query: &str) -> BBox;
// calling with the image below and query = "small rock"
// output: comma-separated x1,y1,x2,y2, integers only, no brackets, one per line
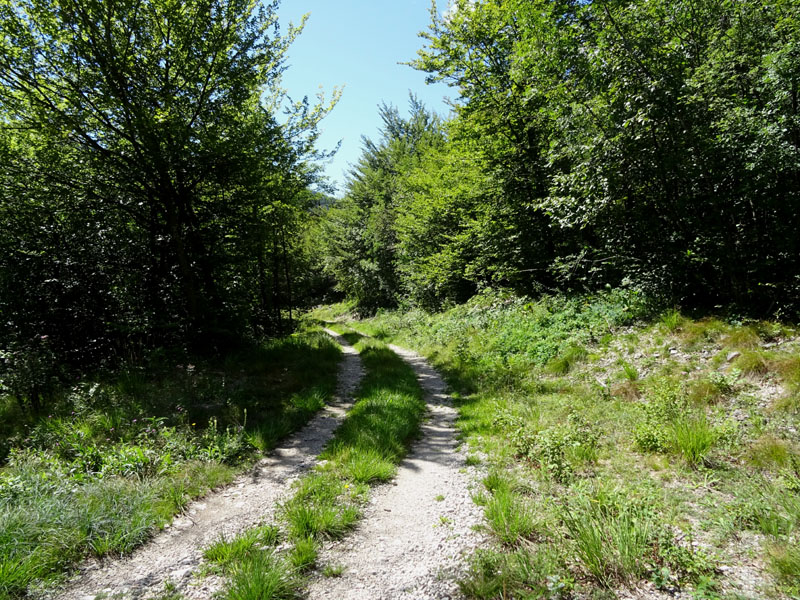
727,351,741,362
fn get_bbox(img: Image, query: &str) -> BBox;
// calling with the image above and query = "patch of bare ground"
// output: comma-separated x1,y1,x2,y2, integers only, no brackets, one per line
51,329,363,600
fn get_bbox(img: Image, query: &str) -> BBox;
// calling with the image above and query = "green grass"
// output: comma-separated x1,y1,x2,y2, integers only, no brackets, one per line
328,290,799,598
481,480,538,545
223,550,298,600
0,329,341,599
204,525,281,569
281,336,424,544
215,333,426,599
672,414,717,468
561,489,656,587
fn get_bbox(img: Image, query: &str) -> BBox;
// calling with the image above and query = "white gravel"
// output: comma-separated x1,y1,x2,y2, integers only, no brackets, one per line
50,329,363,600
305,342,486,600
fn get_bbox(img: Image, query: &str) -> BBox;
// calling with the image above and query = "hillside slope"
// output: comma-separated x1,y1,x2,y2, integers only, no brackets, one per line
316,291,800,599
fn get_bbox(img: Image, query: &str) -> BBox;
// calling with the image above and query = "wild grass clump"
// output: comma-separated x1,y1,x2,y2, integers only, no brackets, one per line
561,489,655,587
659,309,686,333
222,550,298,600
634,380,720,467
562,486,714,589
204,525,280,569
733,350,771,375
480,478,539,544
747,435,797,470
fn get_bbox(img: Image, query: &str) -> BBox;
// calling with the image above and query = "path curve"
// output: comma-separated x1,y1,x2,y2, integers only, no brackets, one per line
306,341,486,600
53,329,362,600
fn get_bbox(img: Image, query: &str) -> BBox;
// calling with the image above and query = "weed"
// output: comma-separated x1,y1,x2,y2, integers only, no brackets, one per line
223,551,297,600
322,563,345,577
435,494,445,502
767,542,800,595
287,536,317,571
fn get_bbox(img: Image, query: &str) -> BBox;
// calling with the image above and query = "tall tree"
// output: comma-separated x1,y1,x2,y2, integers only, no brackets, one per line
0,0,337,362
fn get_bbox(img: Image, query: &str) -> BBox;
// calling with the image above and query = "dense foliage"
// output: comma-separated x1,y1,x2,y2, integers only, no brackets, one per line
0,0,337,407
320,0,800,317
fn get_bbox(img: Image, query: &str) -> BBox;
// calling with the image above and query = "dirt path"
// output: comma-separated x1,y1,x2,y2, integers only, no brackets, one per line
52,329,363,600
305,342,486,600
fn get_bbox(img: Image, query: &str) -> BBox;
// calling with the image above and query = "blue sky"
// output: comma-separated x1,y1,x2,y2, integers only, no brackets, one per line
277,1,453,195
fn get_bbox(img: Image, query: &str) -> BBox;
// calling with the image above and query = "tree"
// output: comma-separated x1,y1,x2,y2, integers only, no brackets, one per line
321,97,444,312
0,0,338,366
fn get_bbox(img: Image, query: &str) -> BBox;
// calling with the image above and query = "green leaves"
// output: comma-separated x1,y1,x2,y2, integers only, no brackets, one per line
0,0,339,363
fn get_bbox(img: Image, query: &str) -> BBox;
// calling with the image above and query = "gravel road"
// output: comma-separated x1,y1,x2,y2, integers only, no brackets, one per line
51,329,363,600
305,342,486,600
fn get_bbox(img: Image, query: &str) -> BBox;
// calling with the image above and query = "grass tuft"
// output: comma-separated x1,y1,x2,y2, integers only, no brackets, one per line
561,489,654,587
223,551,298,600
672,414,717,468
204,524,280,569
483,483,538,545
768,542,800,595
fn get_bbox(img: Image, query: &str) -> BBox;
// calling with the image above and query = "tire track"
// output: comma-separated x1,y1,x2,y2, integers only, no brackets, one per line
52,329,362,600
306,341,486,600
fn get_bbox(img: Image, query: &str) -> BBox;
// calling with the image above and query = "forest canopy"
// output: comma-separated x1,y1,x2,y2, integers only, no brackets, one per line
320,0,800,317
0,0,338,382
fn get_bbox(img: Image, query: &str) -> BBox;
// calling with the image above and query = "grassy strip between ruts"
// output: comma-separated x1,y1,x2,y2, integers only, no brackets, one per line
0,328,341,600
205,328,426,600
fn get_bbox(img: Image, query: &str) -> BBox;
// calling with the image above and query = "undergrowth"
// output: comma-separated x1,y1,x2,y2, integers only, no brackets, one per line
0,329,341,600
316,290,800,598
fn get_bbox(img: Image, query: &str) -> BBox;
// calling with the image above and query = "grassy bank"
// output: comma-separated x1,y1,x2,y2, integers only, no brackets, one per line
315,291,800,599
0,329,341,599
207,329,427,600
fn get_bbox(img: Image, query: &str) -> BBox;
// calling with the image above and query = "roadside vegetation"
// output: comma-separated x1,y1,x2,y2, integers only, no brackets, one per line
205,329,426,600
314,291,800,599
0,329,341,600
